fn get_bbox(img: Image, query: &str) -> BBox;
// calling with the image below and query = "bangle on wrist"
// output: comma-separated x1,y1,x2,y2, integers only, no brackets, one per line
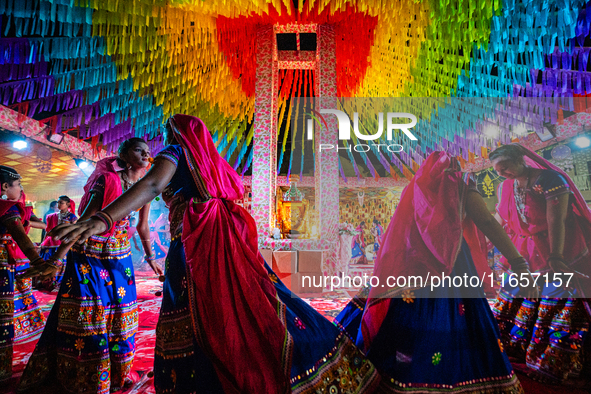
508,256,530,271
92,215,109,233
30,256,43,266
145,254,156,262
46,259,61,269
91,211,114,234
548,253,564,261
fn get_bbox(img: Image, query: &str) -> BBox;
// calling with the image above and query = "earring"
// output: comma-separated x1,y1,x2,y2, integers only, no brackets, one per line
1,194,7,200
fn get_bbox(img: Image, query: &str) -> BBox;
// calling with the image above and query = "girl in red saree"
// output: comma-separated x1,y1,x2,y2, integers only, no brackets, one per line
490,143,591,383
50,114,381,394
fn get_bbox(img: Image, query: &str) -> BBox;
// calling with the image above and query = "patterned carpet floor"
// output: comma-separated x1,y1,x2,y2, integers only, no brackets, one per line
6,275,589,393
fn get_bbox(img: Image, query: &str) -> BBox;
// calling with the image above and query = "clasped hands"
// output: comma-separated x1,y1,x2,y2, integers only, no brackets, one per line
18,257,61,281
35,219,164,276
509,254,589,300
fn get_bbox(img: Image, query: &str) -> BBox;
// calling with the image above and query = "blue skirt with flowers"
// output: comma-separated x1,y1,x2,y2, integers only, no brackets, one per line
19,225,138,394
336,240,523,393
154,238,379,393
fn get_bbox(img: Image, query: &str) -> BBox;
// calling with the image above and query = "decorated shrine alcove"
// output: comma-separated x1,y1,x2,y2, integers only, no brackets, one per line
251,23,339,285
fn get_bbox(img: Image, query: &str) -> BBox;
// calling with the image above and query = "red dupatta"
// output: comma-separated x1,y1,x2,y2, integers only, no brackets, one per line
40,213,60,247
361,151,488,351
19,192,33,232
170,114,292,393
67,200,76,215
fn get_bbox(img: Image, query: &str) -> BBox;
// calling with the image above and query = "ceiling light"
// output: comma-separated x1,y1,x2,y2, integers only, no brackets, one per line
574,135,591,149
13,139,27,150
74,158,89,169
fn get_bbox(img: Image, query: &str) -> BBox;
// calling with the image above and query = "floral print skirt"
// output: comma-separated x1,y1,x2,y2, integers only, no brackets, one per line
19,232,138,394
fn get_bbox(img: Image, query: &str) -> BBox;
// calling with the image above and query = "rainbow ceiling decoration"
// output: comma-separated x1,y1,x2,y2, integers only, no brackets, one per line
1,0,590,175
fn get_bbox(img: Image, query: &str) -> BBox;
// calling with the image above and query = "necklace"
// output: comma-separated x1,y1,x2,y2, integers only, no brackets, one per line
58,210,70,225
121,171,136,189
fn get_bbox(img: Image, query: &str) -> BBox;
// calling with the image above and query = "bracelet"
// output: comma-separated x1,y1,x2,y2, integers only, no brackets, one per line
30,256,44,266
45,259,61,269
91,214,109,232
97,211,114,230
145,254,156,262
91,211,114,234
508,256,530,271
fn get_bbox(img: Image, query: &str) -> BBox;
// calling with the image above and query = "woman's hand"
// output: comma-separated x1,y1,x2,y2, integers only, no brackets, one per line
147,259,164,276
18,258,60,280
548,257,589,280
49,218,107,244
512,267,540,299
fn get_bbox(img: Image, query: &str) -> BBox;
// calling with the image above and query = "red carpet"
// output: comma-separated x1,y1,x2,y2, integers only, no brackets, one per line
6,276,590,393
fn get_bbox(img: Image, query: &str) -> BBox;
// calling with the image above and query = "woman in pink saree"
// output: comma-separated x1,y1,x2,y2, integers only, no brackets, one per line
490,143,591,383
336,151,533,393
50,114,380,393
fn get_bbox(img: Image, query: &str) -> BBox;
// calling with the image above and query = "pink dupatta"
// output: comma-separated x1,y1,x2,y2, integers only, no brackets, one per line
496,144,591,237
361,151,489,351
496,144,591,304
170,114,292,393
78,157,125,236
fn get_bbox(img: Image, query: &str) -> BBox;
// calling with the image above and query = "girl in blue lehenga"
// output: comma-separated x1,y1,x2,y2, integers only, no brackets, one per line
0,166,47,383
336,152,535,393
50,115,381,394
19,138,162,394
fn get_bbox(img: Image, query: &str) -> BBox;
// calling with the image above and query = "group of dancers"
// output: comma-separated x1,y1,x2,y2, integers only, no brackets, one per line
0,113,589,393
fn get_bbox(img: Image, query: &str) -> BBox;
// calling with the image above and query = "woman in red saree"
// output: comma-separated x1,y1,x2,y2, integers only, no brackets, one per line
49,114,380,394
490,143,591,383
351,221,368,264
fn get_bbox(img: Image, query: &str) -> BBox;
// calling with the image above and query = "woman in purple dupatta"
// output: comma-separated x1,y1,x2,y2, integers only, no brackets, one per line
50,114,381,394
490,143,591,383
